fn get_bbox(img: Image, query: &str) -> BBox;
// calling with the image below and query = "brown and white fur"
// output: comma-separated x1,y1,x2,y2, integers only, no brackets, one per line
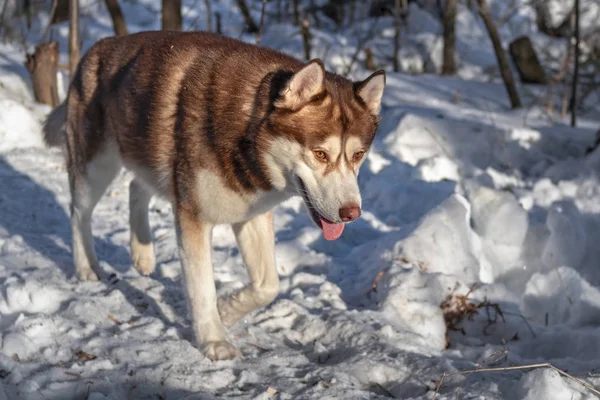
43,31,385,361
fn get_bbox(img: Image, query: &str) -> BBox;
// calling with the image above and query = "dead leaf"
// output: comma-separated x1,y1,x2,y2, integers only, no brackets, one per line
371,270,385,293
74,349,97,362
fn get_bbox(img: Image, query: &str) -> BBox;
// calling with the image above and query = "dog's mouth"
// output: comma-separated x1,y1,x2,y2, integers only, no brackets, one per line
297,178,344,241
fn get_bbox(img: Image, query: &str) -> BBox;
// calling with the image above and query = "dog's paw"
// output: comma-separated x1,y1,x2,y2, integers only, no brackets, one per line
77,267,100,281
202,341,241,361
131,243,156,275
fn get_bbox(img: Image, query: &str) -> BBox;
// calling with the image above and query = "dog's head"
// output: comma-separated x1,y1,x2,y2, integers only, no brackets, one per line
263,59,385,240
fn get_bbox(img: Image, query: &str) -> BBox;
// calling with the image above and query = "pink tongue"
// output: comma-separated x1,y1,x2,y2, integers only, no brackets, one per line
320,216,345,241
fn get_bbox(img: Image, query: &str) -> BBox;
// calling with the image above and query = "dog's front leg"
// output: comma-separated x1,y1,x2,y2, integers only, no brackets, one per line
175,207,240,361
218,211,280,327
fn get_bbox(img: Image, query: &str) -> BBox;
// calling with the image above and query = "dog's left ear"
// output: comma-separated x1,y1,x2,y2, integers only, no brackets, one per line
354,70,386,115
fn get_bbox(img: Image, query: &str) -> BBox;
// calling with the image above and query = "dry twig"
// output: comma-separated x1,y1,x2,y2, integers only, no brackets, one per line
433,361,600,399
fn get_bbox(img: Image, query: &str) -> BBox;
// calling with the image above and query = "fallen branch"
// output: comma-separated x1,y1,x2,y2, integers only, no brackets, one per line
433,362,600,399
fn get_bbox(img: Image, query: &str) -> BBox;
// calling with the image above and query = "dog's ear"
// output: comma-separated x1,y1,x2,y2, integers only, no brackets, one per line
354,70,386,115
275,59,325,110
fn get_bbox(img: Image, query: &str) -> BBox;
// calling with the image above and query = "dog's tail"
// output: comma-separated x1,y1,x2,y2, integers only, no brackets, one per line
42,101,67,147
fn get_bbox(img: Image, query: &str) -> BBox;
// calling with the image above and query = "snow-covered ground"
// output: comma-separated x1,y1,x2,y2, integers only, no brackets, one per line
1,0,600,399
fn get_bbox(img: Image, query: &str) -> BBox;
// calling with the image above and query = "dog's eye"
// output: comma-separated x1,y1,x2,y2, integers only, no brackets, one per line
353,151,365,162
313,150,327,161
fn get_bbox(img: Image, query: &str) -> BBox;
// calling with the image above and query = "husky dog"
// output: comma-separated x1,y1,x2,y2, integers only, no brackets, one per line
43,31,385,360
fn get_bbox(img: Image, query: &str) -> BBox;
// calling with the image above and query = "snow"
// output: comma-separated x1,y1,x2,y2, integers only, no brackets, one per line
0,0,600,399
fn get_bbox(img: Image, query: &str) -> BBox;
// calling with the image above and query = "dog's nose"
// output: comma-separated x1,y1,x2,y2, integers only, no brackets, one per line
339,203,361,222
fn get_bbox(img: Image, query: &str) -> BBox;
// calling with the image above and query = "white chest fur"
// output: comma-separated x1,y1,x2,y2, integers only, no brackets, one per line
195,169,294,224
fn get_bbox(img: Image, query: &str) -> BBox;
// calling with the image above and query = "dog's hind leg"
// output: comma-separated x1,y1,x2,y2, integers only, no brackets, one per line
218,211,280,327
129,178,155,275
69,141,122,281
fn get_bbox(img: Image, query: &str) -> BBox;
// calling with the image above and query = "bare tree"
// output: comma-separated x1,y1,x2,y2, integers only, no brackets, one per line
256,0,267,45
24,0,31,29
301,17,311,60
365,47,376,70
235,0,258,33
442,0,457,75
277,0,282,23
25,41,60,107
0,0,9,37
478,0,521,109
68,0,79,77
560,16,575,119
392,0,402,72
104,0,127,36
293,0,300,25
309,0,321,28
51,0,70,24
42,0,59,41
162,0,182,31
343,18,380,76
215,11,222,34
569,0,580,127
204,0,213,31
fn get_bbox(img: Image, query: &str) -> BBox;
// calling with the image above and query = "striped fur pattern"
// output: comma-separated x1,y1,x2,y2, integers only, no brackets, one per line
43,31,385,360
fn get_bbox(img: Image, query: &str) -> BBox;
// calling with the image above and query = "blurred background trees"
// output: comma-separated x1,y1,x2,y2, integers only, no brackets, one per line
0,0,597,125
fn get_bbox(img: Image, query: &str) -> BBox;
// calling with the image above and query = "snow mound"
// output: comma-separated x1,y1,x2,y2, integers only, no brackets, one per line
0,99,45,152
542,201,588,270
521,266,600,327
394,194,482,282
516,368,585,400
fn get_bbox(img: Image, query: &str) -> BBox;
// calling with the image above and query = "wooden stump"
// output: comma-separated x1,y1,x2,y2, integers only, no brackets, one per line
509,36,549,85
25,41,60,107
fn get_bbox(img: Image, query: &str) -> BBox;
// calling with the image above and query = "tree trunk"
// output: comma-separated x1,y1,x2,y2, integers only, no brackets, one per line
309,0,320,28
24,0,32,29
393,0,401,72
104,0,127,36
478,0,521,109
204,0,213,31
162,0,182,31
256,0,267,45
301,17,311,61
348,0,356,27
569,0,580,127
42,0,59,41
293,0,300,25
365,47,376,70
441,0,457,75
0,0,9,37
68,0,79,78
51,0,69,24
25,41,60,107
235,0,258,33
215,11,222,34
277,0,282,23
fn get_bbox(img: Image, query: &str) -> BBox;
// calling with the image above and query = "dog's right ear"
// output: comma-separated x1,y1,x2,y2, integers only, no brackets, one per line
275,59,325,110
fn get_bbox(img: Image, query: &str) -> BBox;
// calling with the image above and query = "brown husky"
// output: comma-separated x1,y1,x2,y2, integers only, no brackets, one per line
43,31,385,360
